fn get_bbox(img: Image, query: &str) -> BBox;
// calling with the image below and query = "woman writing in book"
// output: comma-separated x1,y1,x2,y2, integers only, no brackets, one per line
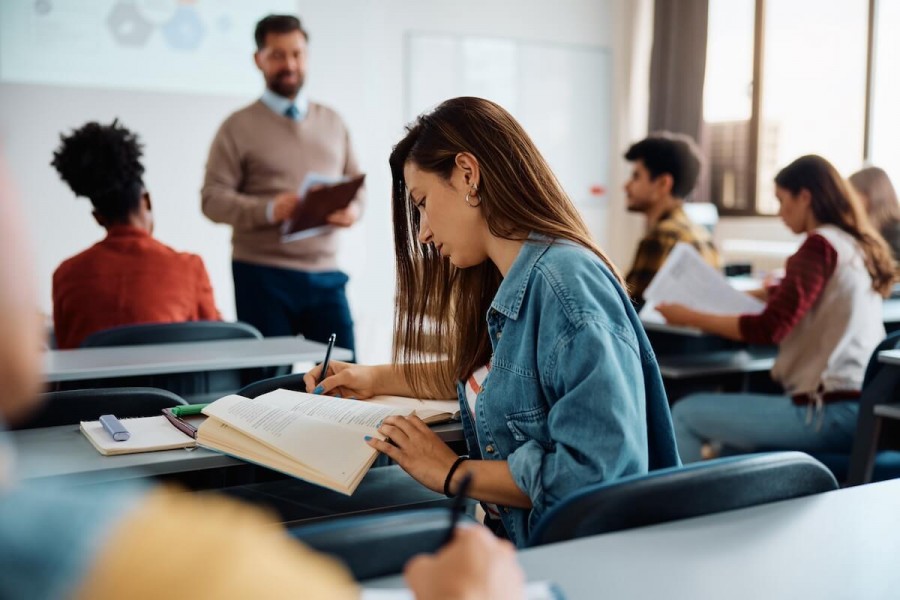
0,154,525,599
655,155,895,462
305,96,680,547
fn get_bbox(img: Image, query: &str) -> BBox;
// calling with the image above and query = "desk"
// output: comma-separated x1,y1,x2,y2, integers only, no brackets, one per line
44,336,351,383
366,479,900,598
10,421,464,487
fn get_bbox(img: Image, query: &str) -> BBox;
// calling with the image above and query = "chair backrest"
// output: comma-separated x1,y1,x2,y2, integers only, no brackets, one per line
237,373,307,398
288,509,473,580
76,321,263,400
862,330,900,388
14,387,187,429
526,451,837,547
81,321,261,347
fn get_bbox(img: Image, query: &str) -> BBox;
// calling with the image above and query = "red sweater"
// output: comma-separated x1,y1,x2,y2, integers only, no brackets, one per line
739,234,838,345
52,226,221,349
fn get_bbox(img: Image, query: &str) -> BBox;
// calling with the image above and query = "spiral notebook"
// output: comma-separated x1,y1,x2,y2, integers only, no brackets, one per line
80,415,198,456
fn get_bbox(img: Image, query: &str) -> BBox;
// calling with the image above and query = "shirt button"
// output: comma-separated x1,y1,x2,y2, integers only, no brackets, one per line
496,330,502,340
485,444,495,453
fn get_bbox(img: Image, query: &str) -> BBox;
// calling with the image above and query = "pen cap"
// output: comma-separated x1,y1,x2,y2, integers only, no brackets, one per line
99,414,130,442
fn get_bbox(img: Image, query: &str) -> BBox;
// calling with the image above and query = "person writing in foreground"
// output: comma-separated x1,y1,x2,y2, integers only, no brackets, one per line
304,96,680,547
657,155,895,462
0,157,523,599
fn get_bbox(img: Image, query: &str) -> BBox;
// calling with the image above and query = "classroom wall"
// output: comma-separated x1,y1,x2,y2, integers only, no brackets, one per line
0,0,648,362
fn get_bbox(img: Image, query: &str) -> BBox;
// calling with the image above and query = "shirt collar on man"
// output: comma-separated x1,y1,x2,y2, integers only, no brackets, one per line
261,88,309,121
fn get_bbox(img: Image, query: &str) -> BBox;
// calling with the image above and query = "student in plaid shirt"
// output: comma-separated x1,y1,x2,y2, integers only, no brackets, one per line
623,134,721,306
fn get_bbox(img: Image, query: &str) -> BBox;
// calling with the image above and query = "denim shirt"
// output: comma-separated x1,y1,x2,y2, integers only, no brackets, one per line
457,237,680,547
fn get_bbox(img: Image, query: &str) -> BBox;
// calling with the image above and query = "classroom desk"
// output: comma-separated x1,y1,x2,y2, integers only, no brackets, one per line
365,478,900,598
643,296,900,343
10,421,464,487
43,336,351,383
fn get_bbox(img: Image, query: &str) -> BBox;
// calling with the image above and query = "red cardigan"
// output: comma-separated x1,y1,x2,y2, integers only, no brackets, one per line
52,225,221,349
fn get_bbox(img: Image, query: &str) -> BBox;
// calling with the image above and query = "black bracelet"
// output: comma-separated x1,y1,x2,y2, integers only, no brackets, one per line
443,455,470,498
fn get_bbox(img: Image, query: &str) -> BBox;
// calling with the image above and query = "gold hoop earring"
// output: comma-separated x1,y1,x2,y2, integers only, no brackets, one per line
465,184,481,207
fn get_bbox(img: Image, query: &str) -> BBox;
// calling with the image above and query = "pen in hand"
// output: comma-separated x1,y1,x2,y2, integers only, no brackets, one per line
441,471,473,547
317,333,337,385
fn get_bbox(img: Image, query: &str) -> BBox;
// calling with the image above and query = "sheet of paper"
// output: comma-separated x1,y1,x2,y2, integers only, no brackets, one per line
642,242,765,316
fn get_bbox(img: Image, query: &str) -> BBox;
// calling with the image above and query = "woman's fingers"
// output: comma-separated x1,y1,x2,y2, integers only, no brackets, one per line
366,436,401,461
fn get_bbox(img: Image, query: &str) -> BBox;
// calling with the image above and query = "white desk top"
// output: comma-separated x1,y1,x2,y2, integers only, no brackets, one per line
9,420,463,486
878,349,900,366
9,424,240,486
44,336,352,383
366,479,900,599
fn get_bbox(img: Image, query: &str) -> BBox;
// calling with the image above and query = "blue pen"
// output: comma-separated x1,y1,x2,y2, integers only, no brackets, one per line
317,333,337,385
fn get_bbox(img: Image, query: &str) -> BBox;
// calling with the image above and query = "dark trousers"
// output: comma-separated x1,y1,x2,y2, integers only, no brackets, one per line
232,261,356,359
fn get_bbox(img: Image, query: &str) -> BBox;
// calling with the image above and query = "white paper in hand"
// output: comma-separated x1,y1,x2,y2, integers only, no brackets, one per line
641,243,765,318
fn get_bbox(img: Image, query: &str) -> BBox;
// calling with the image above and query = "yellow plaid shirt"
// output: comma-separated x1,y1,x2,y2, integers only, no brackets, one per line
625,205,721,305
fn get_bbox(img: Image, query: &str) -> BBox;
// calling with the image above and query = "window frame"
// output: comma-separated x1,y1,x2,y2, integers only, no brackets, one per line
711,0,878,217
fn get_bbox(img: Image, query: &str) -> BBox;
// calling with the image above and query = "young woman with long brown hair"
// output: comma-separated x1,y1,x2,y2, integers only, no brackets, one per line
658,155,896,462
849,166,900,262
304,97,679,547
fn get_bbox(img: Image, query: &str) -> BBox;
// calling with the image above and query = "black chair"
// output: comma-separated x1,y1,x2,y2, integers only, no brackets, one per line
13,386,187,429
76,321,264,401
826,331,900,484
288,508,474,580
526,451,837,547
237,373,308,398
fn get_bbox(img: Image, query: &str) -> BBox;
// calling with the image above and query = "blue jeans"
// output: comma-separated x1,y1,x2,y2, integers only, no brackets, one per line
232,261,355,357
672,393,859,463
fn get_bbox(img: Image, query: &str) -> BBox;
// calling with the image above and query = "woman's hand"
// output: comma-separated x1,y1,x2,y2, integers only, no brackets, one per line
655,302,697,327
302,360,379,399
404,525,525,600
366,415,459,493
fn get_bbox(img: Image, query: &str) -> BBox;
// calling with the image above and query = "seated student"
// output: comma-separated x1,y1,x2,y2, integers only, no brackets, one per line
303,97,681,547
51,120,221,349
623,133,721,306
849,166,900,263
0,157,524,600
657,155,895,462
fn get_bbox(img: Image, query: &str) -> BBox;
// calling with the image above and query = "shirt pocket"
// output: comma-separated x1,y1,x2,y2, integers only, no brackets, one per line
505,405,550,445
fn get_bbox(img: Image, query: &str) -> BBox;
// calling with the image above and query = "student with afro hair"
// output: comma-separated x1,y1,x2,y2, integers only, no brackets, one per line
51,120,220,349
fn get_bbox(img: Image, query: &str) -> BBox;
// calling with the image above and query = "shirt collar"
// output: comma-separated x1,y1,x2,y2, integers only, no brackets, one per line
260,88,309,121
490,233,553,321
105,224,151,238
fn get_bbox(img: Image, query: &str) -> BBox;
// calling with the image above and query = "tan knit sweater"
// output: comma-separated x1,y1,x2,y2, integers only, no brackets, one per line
201,100,365,271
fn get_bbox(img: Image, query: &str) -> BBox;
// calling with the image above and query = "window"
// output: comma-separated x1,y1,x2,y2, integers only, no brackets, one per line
704,0,880,215
869,0,900,185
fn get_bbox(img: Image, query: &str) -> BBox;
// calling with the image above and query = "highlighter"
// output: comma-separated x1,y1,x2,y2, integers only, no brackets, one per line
99,414,130,442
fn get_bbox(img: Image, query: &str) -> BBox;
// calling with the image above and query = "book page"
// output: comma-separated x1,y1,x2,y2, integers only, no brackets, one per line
199,391,412,493
366,395,460,421
642,242,766,316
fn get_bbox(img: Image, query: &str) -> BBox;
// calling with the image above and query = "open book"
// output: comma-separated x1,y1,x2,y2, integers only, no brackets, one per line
197,389,460,495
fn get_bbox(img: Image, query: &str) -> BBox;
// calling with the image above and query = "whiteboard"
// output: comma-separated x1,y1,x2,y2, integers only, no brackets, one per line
406,33,612,206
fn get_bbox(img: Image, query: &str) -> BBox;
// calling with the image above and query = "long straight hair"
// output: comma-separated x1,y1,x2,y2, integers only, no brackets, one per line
849,166,900,236
775,155,896,296
389,97,621,396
